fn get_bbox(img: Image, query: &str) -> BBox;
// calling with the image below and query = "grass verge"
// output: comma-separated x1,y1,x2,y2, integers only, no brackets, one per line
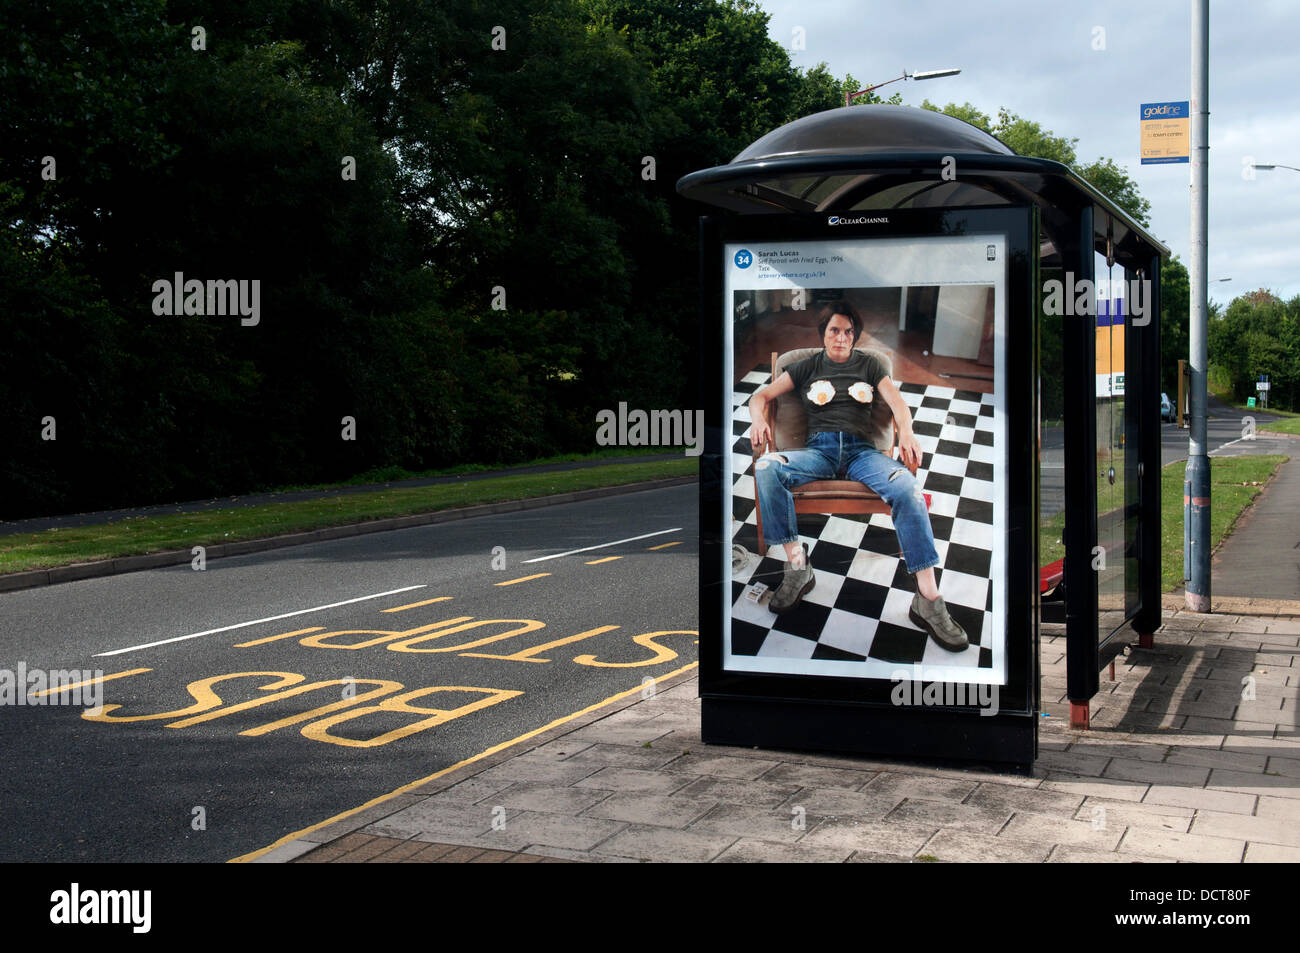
1261,416,1300,436
1040,510,1066,568
0,458,698,575
1159,454,1288,591
277,446,676,490
1040,455,1287,589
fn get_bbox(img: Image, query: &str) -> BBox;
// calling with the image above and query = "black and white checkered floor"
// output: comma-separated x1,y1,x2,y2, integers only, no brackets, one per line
729,365,998,674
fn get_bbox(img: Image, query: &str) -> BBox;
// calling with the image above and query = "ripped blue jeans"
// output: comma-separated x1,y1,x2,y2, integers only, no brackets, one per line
753,430,939,573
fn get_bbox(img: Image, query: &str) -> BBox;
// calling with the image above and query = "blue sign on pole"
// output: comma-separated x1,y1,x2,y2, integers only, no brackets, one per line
1140,101,1190,164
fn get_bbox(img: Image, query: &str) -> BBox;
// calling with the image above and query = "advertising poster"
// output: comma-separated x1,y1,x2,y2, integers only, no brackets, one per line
723,234,1008,687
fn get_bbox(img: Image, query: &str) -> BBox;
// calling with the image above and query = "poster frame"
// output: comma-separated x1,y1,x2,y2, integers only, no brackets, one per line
697,205,1041,767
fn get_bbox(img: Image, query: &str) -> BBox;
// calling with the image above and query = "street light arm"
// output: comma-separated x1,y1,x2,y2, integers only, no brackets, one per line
844,73,907,107
844,68,961,108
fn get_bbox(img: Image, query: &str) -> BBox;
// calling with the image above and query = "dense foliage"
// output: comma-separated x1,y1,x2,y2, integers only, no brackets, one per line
1,0,1162,519
1208,289,1300,411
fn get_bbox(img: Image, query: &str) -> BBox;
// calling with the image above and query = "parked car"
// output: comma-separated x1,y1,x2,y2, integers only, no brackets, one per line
1160,392,1175,422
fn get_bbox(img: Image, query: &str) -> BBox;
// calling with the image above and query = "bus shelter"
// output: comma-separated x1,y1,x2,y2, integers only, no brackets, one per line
679,106,1168,769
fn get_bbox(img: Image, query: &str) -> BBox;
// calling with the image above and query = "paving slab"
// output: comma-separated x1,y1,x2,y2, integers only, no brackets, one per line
798,819,937,857
1244,842,1300,862
922,828,1050,863
581,792,719,829
486,781,611,815
1207,767,1300,798
1047,846,1174,863
1074,798,1194,833
1118,827,1246,863
1189,809,1300,848
713,839,854,863
573,766,696,795
998,813,1123,850
563,742,691,770
673,775,805,807
1142,784,1257,815
965,783,1084,818
592,825,736,862
1041,774,1149,802
662,752,780,780
688,802,810,844
777,787,905,821
861,772,979,802
881,798,1012,834
460,811,627,853
756,761,879,791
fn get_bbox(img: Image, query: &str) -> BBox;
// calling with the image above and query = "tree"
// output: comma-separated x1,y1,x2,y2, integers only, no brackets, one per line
921,101,1150,226
1160,257,1190,397
1208,290,1300,411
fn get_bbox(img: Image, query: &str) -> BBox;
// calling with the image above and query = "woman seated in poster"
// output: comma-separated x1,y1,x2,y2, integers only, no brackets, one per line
747,300,968,651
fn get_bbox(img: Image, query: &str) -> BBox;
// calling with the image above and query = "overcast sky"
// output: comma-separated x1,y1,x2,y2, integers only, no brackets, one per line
755,0,1300,305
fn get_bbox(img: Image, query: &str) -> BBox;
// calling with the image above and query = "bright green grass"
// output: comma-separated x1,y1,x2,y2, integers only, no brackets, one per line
1039,510,1066,568
1260,416,1300,435
0,458,698,574
1038,455,1286,591
278,446,676,491
1159,455,1288,591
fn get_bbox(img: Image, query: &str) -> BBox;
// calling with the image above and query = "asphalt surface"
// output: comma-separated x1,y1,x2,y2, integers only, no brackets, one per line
0,483,699,862
1040,395,1286,517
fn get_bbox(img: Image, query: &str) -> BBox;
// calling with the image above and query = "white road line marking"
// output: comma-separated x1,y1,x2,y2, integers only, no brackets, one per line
95,585,428,657
1209,436,1248,456
522,528,682,564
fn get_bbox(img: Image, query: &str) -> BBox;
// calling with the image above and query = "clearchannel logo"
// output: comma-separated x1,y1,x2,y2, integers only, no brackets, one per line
827,215,889,225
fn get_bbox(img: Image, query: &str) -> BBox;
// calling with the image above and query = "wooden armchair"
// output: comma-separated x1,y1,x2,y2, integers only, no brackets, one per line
752,347,926,557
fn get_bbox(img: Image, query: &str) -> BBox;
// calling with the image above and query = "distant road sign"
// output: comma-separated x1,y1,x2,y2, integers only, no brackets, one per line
1140,101,1190,164
1257,381,1270,391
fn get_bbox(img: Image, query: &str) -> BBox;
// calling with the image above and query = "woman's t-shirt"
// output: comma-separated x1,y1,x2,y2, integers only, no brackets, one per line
785,349,887,441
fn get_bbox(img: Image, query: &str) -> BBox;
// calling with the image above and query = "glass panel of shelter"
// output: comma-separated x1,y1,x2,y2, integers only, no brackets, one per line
1095,248,1126,635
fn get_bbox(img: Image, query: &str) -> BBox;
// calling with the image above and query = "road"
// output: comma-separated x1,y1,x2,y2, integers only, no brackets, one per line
1040,396,1287,516
0,483,699,862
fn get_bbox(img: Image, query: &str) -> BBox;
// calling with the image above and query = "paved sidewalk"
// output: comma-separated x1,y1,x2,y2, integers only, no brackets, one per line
1210,446,1300,598
260,600,1300,864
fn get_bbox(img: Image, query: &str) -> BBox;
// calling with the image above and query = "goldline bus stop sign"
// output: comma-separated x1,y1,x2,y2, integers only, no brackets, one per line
1140,101,1190,164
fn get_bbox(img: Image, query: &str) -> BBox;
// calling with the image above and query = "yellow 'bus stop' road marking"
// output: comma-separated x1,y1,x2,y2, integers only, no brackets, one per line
494,573,551,587
382,597,453,613
235,627,325,648
27,668,152,698
229,661,699,863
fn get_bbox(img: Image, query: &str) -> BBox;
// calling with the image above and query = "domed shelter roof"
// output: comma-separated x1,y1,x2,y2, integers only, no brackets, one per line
677,105,1168,265
731,105,1014,163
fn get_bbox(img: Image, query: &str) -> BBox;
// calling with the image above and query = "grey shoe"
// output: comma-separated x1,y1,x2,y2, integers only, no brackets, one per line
769,548,815,613
908,593,969,651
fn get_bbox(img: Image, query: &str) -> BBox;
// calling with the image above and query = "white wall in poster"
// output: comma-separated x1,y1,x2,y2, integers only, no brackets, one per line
724,233,1009,687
